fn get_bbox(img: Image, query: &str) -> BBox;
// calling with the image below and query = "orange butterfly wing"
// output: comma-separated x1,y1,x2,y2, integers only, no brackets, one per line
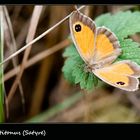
93,60,140,91
70,11,96,63
70,11,140,91
93,27,121,63
70,12,121,65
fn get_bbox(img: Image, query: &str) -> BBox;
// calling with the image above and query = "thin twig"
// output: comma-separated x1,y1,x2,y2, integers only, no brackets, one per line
3,6,25,112
0,5,85,66
5,5,85,103
29,6,70,117
7,6,43,103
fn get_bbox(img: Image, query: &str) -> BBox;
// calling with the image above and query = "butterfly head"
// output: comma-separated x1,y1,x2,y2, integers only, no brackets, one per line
84,62,103,73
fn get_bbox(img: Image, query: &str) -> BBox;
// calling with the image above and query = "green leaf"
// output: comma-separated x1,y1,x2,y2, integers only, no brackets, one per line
63,44,99,90
119,39,140,48
62,10,140,91
62,58,76,84
72,64,84,84
79,72,88,89
95,11,140,40
117,39,140,65
95,13,112,26
63,44,79,58
86,73,98,90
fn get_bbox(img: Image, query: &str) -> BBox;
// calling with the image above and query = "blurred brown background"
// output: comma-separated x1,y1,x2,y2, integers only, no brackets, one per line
3,5,140,123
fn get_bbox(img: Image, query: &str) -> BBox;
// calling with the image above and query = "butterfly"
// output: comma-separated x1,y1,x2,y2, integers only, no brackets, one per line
69,10,140,91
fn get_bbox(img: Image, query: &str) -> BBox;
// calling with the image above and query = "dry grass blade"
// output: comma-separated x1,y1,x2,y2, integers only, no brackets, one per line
3,6,25,112
29,6,70,117
4,39,71,82
5,6,84,102
0,5,85,66
7,6,43,103
3,6,18,63
0,7,5,122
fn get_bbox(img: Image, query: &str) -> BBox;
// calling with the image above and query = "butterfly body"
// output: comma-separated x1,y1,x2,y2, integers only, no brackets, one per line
69,11,140,91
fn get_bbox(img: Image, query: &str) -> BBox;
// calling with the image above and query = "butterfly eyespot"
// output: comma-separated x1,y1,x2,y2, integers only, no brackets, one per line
116,81,125,85
74,24,81,32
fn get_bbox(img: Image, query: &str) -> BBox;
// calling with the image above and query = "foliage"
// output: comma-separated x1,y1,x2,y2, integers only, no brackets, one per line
62,11,140,90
